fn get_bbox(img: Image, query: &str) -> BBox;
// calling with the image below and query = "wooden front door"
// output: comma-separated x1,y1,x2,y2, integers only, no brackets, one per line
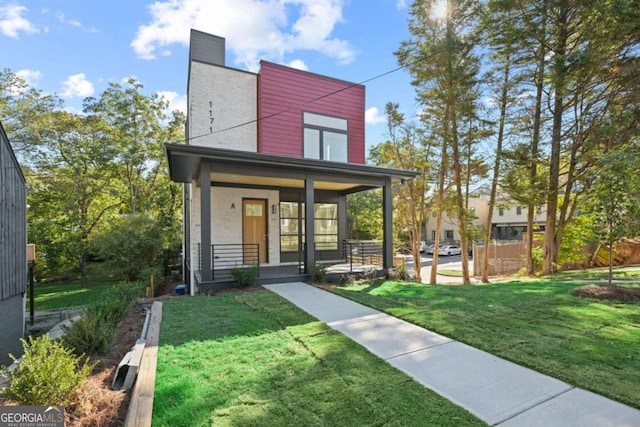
243,199,268,264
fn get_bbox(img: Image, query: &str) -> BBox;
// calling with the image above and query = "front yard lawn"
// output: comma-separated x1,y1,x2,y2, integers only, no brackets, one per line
29,280,119,311
330,280,640,409
152,292,486,427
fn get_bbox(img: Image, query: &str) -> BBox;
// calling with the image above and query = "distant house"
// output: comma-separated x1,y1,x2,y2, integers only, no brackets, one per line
424,194,546,244
0,121,27,365
166,30,417,294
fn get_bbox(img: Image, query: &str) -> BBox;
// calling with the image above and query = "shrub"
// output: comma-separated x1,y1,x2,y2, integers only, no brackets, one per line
93,215,166,282
230,265,260,288
310,263,327,282
63,283,142,356
2,335,95,405
340,274,356,285
387,266,409,281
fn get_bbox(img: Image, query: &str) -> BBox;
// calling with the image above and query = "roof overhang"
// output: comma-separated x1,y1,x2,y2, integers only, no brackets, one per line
166,143,419,193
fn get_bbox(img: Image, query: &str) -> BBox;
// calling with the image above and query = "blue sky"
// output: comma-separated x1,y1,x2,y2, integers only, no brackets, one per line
1,0,431,151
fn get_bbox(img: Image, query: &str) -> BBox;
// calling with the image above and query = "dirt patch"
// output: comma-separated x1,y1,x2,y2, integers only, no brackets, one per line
65,303,149,426
573,284,640,303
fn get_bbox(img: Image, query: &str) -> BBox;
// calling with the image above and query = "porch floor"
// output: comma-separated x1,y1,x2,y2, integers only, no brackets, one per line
195,261,384,292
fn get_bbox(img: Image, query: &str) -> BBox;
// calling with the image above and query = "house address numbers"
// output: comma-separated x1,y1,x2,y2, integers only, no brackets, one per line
209,101,214,133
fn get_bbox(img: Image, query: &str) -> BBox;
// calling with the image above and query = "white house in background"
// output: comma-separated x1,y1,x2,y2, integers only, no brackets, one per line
424,194,547,244
166,30,417,294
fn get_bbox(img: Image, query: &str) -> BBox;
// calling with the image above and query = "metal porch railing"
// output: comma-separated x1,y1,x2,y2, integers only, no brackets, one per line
198,243,260,280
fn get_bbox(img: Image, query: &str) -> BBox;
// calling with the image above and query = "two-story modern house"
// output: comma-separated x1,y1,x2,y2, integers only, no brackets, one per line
166,30,417,294
424,194,546,245
0,121,27,365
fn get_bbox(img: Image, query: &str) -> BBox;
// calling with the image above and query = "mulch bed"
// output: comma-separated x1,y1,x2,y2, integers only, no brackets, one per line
573,284,640,303
65,302,149,427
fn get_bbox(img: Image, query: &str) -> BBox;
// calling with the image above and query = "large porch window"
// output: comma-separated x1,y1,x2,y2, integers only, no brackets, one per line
280,202,338,252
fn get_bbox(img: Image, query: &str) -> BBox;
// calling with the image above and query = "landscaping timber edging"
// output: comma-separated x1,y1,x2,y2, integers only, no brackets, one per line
124,301,163,427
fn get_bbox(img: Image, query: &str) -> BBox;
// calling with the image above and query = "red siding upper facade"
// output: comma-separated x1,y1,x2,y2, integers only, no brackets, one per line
257,61,365,164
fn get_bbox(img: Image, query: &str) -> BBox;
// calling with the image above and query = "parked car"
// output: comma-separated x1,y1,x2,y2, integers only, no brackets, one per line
425,244,437,255
439,245,462,256
420,241,428,253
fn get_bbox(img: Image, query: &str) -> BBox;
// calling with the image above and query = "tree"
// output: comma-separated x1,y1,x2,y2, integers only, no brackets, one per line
347,190,383,240
584,150,640,285
395,0,483,284
93,215,166,282
26,111,120,280
83,78,169,215
369,103,434,282
0,69,61,161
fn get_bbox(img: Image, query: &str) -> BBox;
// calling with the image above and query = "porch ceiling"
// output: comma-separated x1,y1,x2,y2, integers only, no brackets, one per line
211,172,360,191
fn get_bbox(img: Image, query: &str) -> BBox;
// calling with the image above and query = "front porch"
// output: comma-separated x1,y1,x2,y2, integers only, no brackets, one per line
166,144,418,295
191,240,388,293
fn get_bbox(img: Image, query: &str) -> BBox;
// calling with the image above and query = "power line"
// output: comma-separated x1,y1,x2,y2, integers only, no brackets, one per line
180,4,539,145
183,49,448,144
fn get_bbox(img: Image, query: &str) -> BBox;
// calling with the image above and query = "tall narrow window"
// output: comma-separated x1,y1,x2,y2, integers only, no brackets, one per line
516,206,522,215
303,112,348,162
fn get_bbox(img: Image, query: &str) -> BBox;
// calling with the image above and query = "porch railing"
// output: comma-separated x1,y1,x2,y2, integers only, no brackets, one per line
197,243,260,280
297,240,384,273
344,240,383,271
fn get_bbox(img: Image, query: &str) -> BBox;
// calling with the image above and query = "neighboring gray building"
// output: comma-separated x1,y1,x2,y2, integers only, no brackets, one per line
0,121,27,365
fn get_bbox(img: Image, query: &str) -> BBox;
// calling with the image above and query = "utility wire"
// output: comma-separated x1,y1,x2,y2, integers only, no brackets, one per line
182,48,447,144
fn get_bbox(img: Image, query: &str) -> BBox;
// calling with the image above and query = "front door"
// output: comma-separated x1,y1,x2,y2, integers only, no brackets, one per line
243,199,268,264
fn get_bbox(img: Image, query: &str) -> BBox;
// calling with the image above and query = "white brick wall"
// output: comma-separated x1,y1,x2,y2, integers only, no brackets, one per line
188,62,257,151
189,184,280,269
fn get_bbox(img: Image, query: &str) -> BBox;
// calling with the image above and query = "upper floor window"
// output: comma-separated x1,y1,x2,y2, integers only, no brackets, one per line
516,206,522,215
303,112,348,162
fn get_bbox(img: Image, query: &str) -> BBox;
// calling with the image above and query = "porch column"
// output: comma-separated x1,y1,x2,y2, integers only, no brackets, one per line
304,176,315,273
200,161,212,282
382,178,393,269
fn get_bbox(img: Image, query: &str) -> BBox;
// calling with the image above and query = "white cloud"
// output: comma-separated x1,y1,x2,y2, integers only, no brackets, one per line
365,107,386,125
395,0,407,9
61,73,94,98
157,90,187,116
55,11,81,28
16,69,41,86
0,4,39,38
287,59,308,71
131,0,355,70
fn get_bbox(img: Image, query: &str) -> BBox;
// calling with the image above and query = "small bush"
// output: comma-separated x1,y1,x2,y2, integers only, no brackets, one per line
340,274,356,285
310,263,327,282
62,313,115,356
63,283,142,356
230,265,260,288
2,335,95,406
387,266,409,281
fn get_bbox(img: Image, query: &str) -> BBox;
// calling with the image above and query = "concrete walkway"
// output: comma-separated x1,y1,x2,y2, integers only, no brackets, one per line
263,282,640,427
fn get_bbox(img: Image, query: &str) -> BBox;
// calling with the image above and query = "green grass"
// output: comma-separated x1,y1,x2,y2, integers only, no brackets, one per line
543,267,640,281
29,279,122,311
28,263,128,311
153,292,486,427
330,280,640,409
